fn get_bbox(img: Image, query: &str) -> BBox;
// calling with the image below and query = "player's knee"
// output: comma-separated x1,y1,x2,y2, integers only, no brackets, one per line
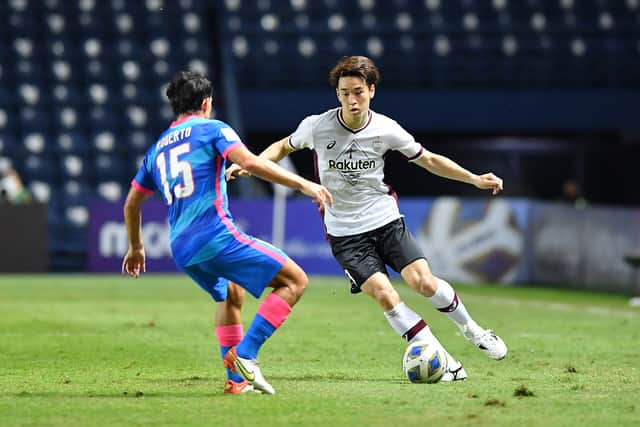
226,293,243,310
274,261,308,300
373,284,400,308
417,273,438,296
226,283,245,309
290,267,308,299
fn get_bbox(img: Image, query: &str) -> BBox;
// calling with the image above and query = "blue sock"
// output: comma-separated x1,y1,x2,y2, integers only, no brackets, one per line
220,345,245,383
236,314,276,359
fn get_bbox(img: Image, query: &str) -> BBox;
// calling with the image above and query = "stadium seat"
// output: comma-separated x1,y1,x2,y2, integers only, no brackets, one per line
22,154,58,183
96,180,126,202
0,133,21,158
56,132,91,156
93,153,129,182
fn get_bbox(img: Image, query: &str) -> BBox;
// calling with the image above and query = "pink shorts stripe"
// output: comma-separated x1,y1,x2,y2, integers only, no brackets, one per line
257,293,292,328
131,180,154,195
213,156,287,265
215,324,244,347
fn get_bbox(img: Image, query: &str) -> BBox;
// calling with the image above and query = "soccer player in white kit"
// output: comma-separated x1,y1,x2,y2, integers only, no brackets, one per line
227,56,508,380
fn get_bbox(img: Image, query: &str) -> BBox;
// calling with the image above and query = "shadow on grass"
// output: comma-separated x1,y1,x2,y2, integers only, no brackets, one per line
136,374,389,388
9,390,228,399
268,372,404,384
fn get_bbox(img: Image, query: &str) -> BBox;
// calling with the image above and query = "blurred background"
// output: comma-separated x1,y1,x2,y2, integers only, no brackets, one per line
0,0,639,297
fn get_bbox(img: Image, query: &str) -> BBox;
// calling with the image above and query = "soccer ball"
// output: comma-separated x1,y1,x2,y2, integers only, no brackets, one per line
402,340,448,384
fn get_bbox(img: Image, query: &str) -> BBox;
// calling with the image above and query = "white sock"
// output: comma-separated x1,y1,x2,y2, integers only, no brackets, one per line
384,302,461,370
383,302,440,345
428,278,481,335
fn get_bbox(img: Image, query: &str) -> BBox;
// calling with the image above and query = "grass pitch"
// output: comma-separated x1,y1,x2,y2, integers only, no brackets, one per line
0,275,638,427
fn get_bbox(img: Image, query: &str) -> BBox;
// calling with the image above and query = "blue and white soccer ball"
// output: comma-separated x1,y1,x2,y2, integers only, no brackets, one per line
402,340,448,384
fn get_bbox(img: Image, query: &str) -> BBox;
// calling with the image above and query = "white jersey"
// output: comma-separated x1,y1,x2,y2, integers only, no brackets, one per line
289,107,424,237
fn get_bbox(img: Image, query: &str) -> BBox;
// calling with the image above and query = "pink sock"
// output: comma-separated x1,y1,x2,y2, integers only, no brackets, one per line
257,293,292,328
216,324,244,382
216,324,243,347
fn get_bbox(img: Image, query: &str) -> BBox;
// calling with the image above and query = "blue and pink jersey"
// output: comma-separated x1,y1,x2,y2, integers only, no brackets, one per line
132,116,247,267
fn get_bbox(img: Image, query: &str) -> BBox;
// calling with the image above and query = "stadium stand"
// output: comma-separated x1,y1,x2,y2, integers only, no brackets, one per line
0,0,213,269
0,0,638,270
220,0,640,89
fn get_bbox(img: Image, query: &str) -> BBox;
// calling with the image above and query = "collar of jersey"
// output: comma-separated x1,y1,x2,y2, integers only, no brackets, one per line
336,109,372,134
170,114,200,128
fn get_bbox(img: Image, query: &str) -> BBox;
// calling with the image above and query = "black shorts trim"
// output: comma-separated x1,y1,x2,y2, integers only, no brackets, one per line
328,218,425,293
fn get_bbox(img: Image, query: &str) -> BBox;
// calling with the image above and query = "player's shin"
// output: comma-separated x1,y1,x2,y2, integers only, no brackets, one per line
385,301,466,379
384,301,440,346
428,278,482,335
235,293,292,359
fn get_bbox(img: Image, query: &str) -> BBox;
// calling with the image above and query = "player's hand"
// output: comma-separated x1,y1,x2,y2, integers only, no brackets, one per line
472,173,503,195
122,246,146,278
300,182,334,208
225,164,251,181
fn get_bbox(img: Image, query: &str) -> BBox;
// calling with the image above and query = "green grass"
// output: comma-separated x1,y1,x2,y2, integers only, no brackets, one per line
0,275,638,427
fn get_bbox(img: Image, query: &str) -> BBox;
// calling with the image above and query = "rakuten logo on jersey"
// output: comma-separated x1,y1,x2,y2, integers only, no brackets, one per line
328,159,376,170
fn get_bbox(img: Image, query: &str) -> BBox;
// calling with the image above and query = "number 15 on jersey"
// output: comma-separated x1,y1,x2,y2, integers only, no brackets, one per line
155,143,195,205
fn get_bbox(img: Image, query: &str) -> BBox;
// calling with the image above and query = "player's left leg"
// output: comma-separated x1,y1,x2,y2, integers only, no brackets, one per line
179,265,258,394
401,260,507,360
379,218,507,361
225,258,307,395
215,282,259,394
359,272,467,381
209,235,307,394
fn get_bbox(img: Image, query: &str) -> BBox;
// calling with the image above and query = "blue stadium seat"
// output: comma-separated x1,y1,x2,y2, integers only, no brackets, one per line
0,133,22,158
22,154,58,183
56,132,91,156
96,180,126,202
93,153,129,182
60,154,93,182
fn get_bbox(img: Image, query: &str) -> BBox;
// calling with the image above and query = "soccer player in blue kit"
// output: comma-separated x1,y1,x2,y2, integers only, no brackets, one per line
121,71,333,395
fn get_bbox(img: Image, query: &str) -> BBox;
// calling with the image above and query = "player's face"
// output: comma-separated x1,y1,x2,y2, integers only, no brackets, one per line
336,76,375,123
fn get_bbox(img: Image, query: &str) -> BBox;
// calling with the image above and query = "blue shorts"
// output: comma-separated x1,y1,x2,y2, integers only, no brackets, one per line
180,233,288,302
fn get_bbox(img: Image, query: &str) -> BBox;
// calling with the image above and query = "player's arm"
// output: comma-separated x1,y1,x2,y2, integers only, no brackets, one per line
413,150,503,195
225,137,295,181
122,187,153,278
226,143,332,207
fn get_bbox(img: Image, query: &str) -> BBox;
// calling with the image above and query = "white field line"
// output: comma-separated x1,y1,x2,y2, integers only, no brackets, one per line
464,294,640,319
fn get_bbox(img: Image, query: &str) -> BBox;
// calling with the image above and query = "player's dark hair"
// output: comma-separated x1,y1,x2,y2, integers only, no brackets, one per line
329,56,380,88
166,70,213,116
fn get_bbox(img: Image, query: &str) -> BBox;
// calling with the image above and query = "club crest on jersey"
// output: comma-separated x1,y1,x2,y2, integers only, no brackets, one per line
372,138,383,153
327,140,376,186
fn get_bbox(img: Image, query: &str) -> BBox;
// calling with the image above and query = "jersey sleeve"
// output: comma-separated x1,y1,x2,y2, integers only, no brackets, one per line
212,122,245,159
131,153,156,195
288,115,317,150
386,120,424,162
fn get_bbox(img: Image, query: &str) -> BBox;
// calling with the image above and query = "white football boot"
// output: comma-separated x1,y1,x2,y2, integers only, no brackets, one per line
463,327,508,361
440,349,468,382
224,347,275,395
